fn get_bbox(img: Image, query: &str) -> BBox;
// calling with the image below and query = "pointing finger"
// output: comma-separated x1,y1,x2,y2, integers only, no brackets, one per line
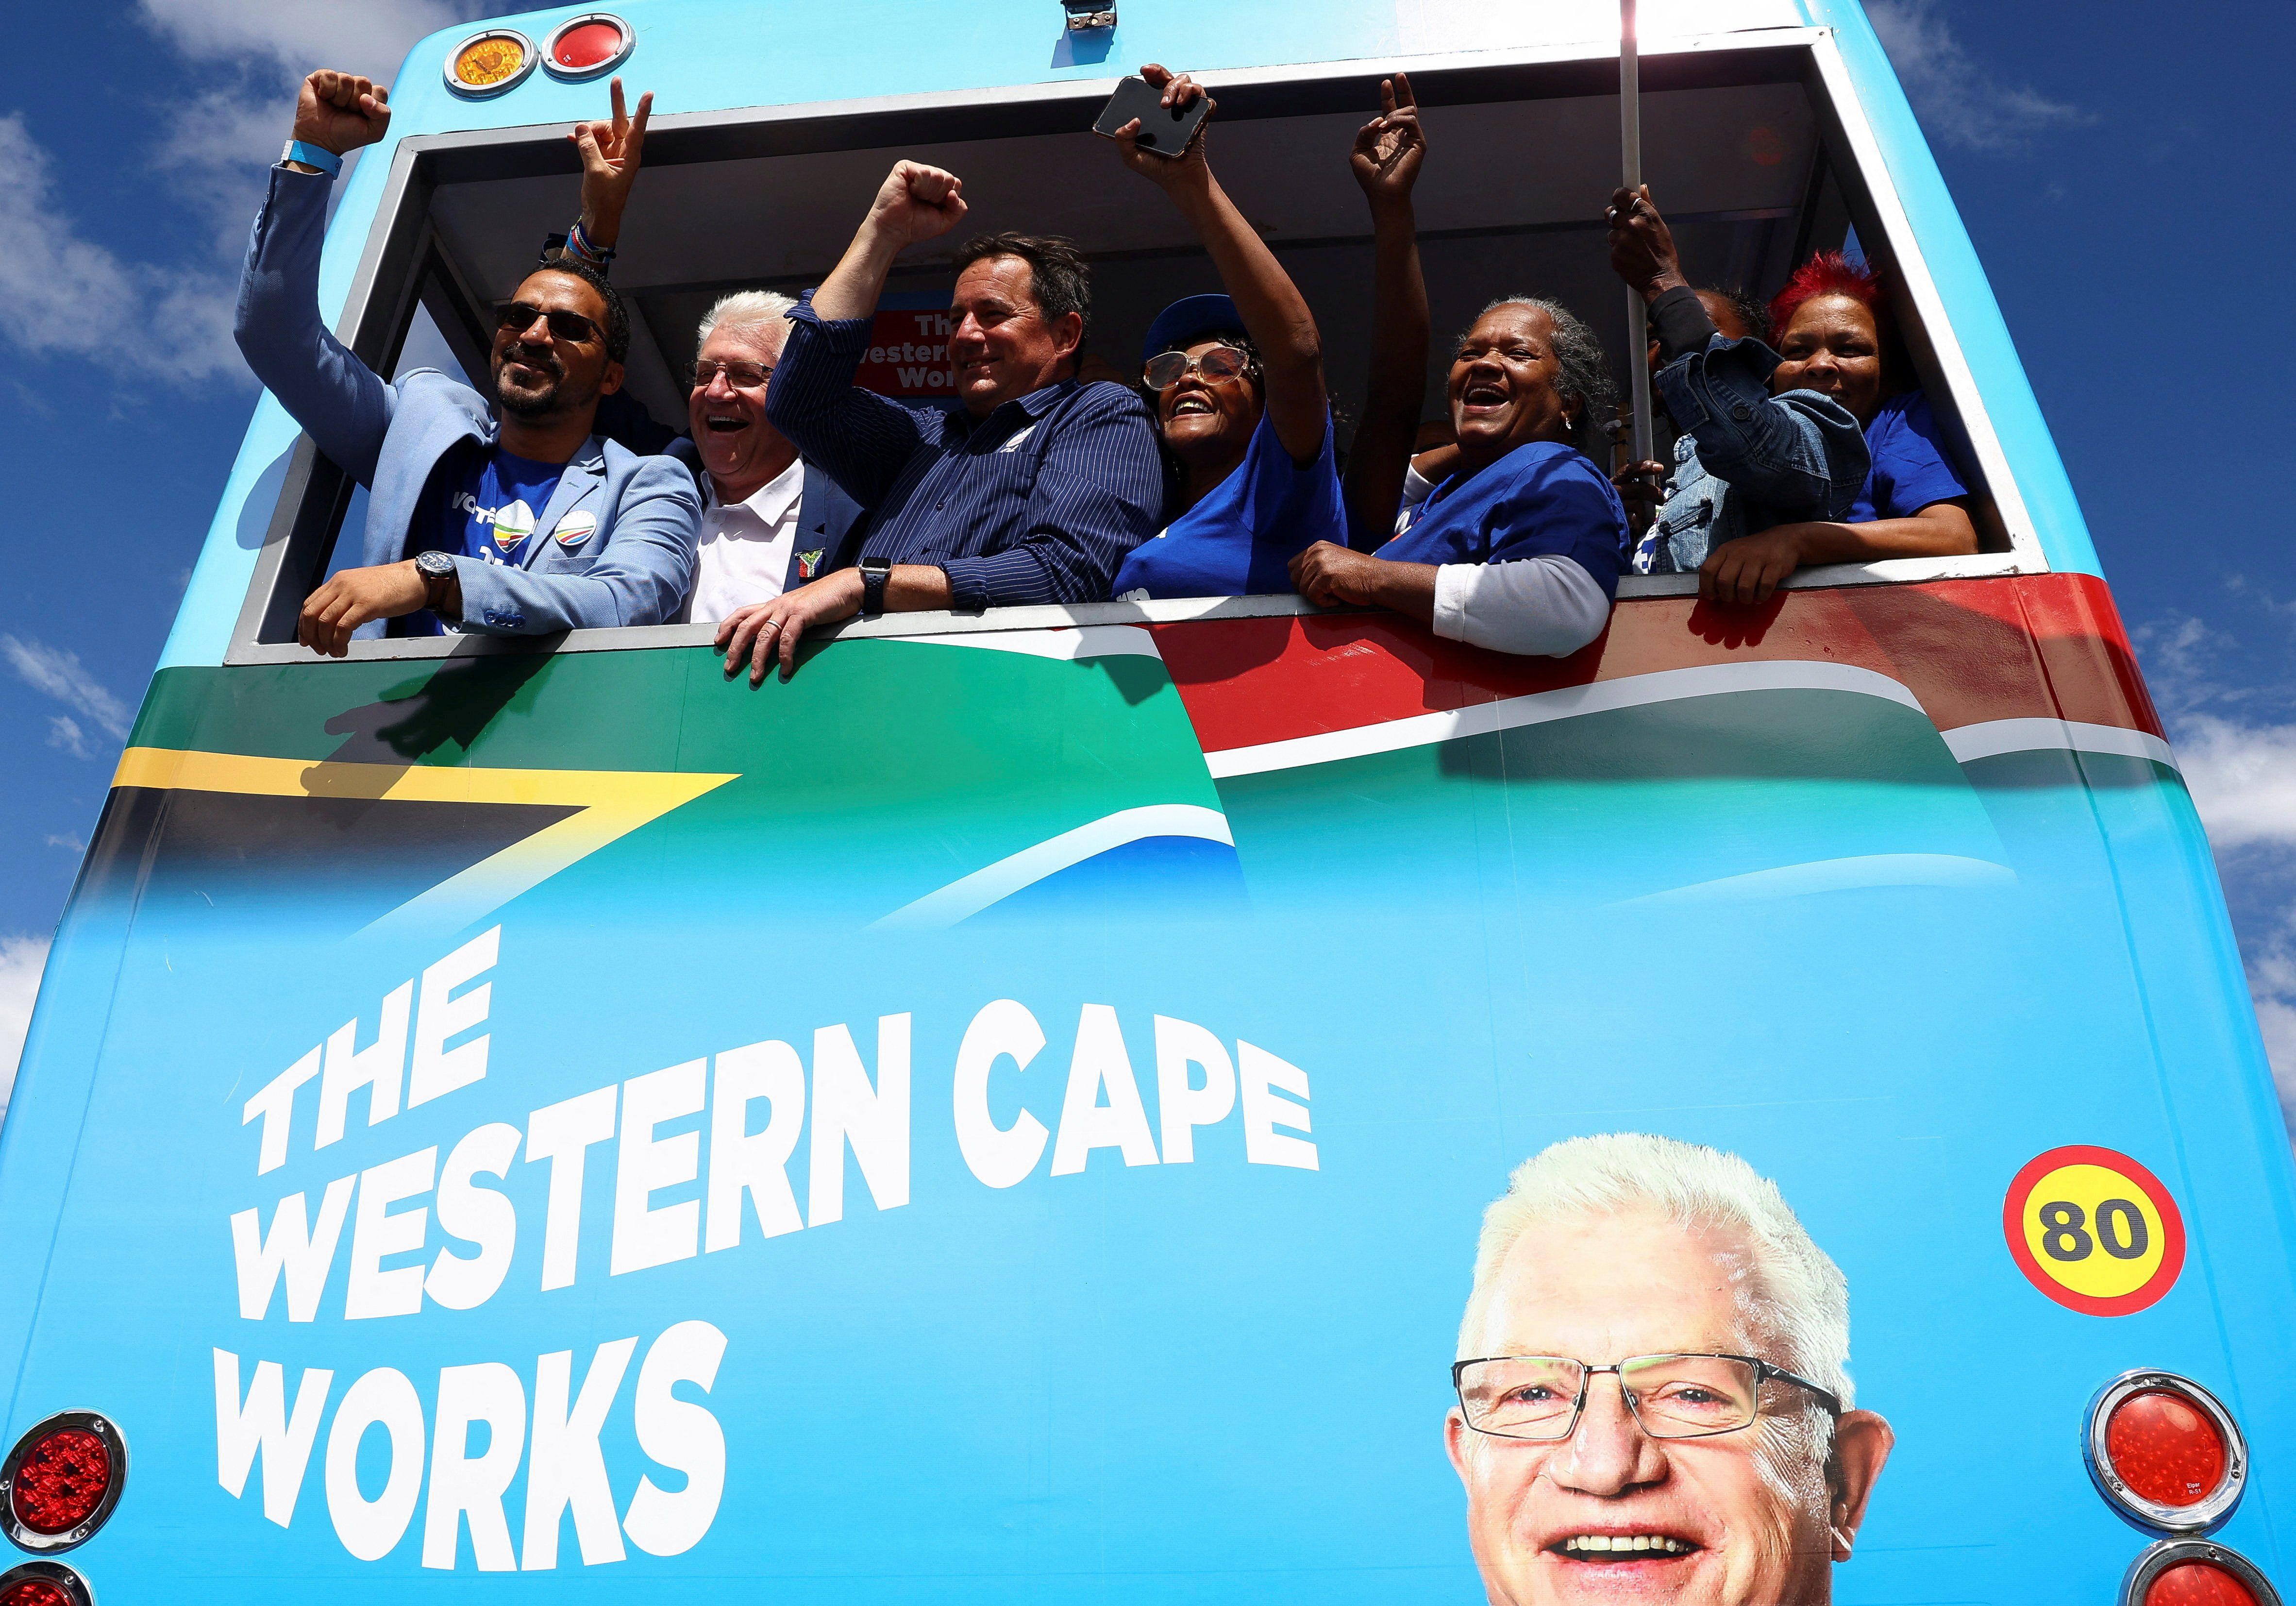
609,75,627,136
627,91,652,156
1379,77,1396,117
1393,70,1415,108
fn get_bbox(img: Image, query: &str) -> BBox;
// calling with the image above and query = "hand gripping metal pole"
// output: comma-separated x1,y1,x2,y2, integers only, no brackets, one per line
1621,0,1654,467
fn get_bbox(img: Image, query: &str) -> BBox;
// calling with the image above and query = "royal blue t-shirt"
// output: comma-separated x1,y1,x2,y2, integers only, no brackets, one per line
1849,389,1967,523
404,444,567,634
1377,440,1627,594
1111,407,1344,600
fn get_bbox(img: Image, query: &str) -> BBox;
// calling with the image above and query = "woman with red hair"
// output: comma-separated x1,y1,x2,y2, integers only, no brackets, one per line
1716,252,1978,601
1611,192,1979,604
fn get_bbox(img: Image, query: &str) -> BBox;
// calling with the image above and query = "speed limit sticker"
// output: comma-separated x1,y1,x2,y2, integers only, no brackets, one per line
2003,1145,2185,1316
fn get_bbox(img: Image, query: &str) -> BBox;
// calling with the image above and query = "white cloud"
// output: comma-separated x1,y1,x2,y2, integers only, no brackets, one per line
137,0,483,82
2178,717,2296,853
1,634,132,741
0,933,50,1127
45,715,91,761
0,114,241,384
44,834,84,853
1867,0,2092,153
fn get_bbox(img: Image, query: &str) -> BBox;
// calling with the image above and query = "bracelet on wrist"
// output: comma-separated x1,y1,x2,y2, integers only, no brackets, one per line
282,139,344,178
563,218,617,266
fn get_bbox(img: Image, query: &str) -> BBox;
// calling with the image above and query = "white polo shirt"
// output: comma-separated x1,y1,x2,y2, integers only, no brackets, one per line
687,457,805,624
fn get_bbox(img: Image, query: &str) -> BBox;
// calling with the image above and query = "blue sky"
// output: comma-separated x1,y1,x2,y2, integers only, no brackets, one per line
2,0,2293,1125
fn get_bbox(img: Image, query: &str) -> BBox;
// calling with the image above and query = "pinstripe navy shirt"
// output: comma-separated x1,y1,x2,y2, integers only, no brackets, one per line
765,296,1163,609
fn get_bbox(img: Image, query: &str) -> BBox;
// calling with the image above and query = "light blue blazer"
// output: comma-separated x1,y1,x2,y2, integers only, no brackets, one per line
234,165,699,636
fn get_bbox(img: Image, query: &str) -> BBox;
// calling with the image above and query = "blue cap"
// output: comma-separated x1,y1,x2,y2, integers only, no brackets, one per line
1141,293,1243,363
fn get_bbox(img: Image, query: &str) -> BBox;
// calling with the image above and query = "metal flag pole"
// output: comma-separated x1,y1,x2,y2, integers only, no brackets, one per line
1621,0,1654,467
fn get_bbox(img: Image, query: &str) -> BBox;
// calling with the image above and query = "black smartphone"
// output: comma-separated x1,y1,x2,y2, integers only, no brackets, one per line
1092,75,1210,157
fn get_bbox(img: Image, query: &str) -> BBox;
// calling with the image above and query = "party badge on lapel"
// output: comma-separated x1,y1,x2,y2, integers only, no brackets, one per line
553,509,600,547
796,549,825,580
492,499,536,551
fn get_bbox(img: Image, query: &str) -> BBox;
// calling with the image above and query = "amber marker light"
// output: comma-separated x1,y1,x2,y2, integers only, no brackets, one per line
2123,1539,2282,1606
444,29,537,97
0,1561,95,1606
544,14,634,79
2086,1371,2246,1534
0,1413,125,1555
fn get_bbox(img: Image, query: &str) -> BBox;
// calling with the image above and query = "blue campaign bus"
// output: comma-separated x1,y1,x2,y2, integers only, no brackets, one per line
2,2,2291,1603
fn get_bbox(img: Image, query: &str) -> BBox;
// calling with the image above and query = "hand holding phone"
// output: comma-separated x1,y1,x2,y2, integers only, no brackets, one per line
1094,69,1212,159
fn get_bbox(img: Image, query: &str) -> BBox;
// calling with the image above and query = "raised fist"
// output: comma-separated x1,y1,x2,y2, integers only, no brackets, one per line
867,161,968,248
293,70,391,157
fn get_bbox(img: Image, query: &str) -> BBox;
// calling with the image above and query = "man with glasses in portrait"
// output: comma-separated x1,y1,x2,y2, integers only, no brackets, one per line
239,70,700,655
1448,1133,1893,1606
665,292,863,624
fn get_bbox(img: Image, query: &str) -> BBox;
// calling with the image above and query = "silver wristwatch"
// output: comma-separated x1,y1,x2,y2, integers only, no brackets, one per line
414,549,456,613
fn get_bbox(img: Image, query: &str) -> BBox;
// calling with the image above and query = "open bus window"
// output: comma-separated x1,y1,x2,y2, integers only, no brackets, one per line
235,36,2023,659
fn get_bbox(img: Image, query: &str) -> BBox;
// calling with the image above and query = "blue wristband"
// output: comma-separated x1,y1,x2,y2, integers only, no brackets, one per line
282,140,343,178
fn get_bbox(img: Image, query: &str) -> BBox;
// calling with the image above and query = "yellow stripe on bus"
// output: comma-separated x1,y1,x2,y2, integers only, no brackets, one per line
111,747,739,942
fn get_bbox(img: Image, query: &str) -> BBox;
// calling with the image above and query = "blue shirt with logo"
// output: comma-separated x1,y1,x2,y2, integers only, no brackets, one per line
404,444,567,633
1378,440,1627,595
1849,389,1967,523
1111,406,1344,600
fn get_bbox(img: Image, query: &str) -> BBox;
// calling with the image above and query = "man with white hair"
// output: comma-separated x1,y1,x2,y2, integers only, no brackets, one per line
1447,1133,1892,1606
672,290,865,623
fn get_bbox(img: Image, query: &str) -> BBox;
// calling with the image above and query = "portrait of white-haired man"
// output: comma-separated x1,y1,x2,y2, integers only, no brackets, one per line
1445,1133,1893,1606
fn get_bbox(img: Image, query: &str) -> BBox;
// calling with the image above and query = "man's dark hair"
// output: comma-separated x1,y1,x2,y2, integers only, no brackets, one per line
952,232,1092,346
531,259,630,365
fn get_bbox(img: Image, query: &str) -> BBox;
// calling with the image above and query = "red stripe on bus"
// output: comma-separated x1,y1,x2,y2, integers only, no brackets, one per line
1150,574,2163,754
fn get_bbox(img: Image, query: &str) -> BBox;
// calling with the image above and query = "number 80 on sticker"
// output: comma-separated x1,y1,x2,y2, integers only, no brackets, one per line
2002,1145,2185,1316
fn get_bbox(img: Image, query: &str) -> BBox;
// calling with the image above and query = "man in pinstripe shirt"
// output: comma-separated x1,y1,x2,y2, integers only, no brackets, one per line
714,160,1164,683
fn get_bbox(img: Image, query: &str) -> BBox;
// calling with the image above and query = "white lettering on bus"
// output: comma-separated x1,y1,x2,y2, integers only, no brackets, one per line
218,1326,726,1570
225,998,1311,1318
1050,1003,1160,1175
214,1349,332,1525
952,998,1049,1188
344,1147,437,1320
805,1014,911,1227
241,928,501,1176
230,1176,354,1321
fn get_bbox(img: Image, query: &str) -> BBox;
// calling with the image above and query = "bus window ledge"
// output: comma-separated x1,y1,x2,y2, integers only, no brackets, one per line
220,551,2037,665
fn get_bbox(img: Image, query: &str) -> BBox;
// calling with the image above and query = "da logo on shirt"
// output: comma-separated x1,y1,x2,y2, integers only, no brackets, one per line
492,499,536,552
553,509,600,548
796,549,824,581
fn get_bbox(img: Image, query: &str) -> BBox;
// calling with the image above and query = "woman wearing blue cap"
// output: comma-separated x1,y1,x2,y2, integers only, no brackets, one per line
1103,67,1345,600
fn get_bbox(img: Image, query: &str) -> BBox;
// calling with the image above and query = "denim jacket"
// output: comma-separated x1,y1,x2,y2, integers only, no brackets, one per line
1631,335,1869,575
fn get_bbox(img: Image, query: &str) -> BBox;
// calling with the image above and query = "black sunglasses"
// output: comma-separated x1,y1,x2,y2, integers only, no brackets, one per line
495,301,603,345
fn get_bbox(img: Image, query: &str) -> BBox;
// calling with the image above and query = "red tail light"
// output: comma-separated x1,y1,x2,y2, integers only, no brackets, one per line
2088,1372,2246,1532
2125,1540,2281,1606
0,1414,125,1555
0,1561,93,1606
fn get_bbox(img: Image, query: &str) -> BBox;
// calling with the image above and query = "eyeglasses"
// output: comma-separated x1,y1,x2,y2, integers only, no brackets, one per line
1142,344,1252,391
495,301,603,345
688,358,775,391
1452,1353,1842,1442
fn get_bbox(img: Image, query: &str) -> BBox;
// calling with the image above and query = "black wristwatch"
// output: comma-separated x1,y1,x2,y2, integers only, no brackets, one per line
859,558,892,617
414,549,457,616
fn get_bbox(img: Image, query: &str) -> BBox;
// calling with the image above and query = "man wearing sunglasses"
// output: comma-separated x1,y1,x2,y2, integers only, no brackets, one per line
237,70,699,655
1448,1133,1892,1606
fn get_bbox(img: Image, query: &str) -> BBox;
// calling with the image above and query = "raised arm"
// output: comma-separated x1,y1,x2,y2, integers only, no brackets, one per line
235,70,398,485
1338,75,1430,549
1110,66,1325,465
554,77,652,262
812,161,968,321
763,162,968,503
